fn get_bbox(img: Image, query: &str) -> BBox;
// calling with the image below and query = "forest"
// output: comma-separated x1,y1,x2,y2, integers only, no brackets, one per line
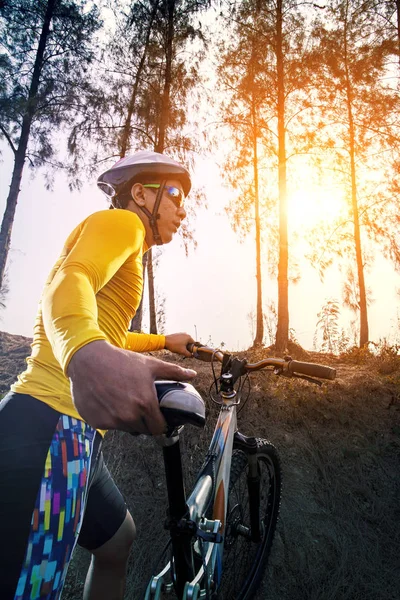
1,3,400,599
1,0,399,350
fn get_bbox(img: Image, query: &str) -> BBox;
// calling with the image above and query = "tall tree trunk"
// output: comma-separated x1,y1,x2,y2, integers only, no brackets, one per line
0,0,56,291
129,252,148,331
123,2,159,333
397,0,400,69
344,3,368,347
275,0,289,352
349,145,368,346
251,92,264,346
146,0,175,335
119,0,159,158
145,248,156,334
155,0,174,154
147,248,157,334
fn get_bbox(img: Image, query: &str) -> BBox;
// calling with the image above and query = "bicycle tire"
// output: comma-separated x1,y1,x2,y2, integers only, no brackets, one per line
215,439,281,600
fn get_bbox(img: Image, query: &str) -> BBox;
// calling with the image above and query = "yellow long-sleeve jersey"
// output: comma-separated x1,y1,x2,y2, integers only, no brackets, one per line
12,209,165,422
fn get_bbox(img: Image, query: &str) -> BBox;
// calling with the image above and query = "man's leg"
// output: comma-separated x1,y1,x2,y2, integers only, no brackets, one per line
0,393,98,599
83,511,136,600
78,452,135,600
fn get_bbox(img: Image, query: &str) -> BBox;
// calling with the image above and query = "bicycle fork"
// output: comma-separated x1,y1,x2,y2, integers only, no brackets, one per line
233,431,262,543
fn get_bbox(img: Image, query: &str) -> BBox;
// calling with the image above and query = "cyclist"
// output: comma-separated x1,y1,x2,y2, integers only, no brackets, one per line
0,151,197,600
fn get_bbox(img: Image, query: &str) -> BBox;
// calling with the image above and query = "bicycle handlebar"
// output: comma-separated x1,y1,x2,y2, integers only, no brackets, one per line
187,343,336,381
286,359,335,380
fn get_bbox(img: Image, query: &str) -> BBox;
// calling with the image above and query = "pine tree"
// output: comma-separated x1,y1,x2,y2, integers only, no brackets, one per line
0,0,101,292
217,0,321,351
308,0,399,347
68,0,208,334
216,0,269,346
316,299,340,354
377,0,400,68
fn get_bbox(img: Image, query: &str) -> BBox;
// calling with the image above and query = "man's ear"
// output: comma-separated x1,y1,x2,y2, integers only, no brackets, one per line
131,183,146,206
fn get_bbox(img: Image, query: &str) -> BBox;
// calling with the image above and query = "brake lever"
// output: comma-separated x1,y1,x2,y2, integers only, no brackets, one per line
293,374,322,386
273,368,322,386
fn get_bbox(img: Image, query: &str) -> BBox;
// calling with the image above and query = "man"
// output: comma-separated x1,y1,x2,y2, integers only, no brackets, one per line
0,151,197,599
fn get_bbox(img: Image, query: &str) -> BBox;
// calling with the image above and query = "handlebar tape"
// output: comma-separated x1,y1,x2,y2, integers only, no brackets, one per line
288,360,336,380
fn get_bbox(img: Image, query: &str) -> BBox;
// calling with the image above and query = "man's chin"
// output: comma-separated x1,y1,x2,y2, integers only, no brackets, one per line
163,232,175,244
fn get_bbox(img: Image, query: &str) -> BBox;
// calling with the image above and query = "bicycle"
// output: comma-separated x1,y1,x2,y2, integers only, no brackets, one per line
145,343,336,600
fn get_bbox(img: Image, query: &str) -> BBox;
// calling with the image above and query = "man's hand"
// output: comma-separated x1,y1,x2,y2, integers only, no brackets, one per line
67,340,197,435
165,332,195,357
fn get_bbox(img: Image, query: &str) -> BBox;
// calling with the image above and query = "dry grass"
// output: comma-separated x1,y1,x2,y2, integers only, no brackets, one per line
1,333,399,599
64,352,400,600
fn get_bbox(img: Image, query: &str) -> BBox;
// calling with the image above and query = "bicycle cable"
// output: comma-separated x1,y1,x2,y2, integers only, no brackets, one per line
237,373,251,415
209,350,250,406
149,536,173,590
209,350,222,405
199,536,212,600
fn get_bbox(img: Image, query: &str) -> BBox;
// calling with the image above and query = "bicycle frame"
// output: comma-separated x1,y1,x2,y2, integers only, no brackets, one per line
145,344,335,599
145,385,260,600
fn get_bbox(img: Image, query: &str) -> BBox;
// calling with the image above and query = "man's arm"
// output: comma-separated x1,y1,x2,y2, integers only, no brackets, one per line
67,340,196,435
164,333,195,357
42,210,146,374
125,331,194,356
42,211,196,434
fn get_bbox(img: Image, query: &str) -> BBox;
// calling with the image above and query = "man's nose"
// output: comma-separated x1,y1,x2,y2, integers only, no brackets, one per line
177,206,187,220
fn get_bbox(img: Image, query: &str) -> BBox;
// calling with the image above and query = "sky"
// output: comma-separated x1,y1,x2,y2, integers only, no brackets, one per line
1,3,398,353
1,145,399,352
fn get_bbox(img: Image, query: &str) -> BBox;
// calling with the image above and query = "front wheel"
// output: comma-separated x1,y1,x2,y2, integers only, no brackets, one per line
216,439,282,600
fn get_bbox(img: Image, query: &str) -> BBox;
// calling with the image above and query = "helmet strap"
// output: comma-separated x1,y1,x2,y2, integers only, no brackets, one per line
138,179,166,245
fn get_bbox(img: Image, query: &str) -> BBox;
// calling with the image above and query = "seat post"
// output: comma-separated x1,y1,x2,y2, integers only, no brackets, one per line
161,432,187,519
160,431,195,593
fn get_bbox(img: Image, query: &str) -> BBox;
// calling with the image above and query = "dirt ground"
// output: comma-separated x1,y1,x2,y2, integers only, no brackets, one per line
1,331,399,599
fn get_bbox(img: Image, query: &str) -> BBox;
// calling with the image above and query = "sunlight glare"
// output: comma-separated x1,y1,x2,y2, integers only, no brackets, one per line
288,184,347,232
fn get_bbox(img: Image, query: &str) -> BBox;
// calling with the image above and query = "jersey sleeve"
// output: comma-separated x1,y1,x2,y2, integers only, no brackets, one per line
42,210,146,375
124,332,166,353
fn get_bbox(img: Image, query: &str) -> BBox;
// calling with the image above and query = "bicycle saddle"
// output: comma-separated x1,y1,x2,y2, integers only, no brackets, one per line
155,381,206,429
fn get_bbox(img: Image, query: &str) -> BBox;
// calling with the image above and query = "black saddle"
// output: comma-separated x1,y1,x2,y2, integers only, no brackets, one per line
155,381,206,429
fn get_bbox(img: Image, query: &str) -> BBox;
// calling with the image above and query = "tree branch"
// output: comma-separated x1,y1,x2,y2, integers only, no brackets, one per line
0,124,17,155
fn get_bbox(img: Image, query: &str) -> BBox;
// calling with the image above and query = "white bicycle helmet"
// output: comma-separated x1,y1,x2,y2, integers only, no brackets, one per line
97,151,192,244
97,151,191,199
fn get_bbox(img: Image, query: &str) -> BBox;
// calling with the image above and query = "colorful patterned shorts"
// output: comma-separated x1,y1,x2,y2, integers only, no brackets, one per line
0,392,127,600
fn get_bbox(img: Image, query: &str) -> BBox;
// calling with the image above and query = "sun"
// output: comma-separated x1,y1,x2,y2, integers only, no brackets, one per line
287,182,347,232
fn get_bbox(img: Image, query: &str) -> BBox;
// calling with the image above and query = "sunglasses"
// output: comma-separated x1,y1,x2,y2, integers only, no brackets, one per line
142,184,185,208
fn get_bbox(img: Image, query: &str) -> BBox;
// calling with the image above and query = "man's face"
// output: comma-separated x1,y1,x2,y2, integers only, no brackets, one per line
143,179,187,244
